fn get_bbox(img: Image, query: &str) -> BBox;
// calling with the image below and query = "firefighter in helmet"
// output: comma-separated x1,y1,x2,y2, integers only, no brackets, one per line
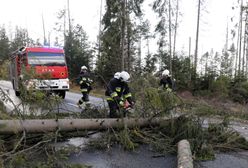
159,69,174,92
77,66,93,108
105,71,134,118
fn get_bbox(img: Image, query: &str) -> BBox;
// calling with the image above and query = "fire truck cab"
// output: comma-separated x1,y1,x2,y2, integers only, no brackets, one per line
9,46,70,99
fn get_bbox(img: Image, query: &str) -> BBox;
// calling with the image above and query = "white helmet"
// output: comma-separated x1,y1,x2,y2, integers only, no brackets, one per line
114,72,120,79
81,66,88,70
162,69,170,76
119,71,130,82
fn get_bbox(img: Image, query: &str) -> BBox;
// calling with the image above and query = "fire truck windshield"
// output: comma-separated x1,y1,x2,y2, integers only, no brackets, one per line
27,52,66,66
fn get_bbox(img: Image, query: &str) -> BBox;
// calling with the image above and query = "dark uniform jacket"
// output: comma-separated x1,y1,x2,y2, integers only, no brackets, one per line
78,71,92,92
160,76,174,90
105,78,132,103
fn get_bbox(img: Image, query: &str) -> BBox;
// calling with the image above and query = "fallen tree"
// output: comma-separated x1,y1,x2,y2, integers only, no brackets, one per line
0,117,169,134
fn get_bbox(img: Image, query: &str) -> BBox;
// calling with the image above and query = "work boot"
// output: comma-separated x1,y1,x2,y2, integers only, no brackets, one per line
85,101,91,108
77,102,84,109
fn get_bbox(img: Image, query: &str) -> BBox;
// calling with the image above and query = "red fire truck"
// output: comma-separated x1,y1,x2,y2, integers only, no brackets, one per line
9,46,70,99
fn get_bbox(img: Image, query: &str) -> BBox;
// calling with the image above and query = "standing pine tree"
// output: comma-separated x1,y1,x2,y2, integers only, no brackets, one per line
64,25,93,79
10,27,33,51
0,26,10,61
96,0,144,80
54,9,93,79
152,0,181,74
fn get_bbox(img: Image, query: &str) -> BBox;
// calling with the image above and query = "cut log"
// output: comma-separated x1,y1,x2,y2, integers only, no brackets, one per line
177,139,193,168
0,117,169,134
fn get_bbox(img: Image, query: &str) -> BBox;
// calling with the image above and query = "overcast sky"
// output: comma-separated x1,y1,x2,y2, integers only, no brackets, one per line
0,0,239,55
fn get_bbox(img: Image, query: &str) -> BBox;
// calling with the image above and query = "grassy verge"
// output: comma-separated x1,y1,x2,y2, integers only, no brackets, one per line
180,93,248,121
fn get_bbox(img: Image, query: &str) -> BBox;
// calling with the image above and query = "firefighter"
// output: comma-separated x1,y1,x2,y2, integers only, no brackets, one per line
159,69,174,92
105,71,134,118
77,66,93,108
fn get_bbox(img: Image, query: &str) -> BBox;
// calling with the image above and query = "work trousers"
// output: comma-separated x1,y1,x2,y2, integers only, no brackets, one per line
78,91,89,105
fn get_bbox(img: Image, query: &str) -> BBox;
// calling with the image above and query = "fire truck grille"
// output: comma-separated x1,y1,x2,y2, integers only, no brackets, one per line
50,86,59,89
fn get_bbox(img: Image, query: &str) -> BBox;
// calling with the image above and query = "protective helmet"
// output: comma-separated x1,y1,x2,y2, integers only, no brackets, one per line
119,71,130,82
162,69,170,76
81,66,88,70
114,72,120,79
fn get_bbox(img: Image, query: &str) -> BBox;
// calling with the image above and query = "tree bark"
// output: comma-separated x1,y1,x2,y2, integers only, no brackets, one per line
177,139,193,168
168,0,172,74
0,117,169,134
194,0,201,76
173,0,179,59
238,0,243,76
121,0,127,71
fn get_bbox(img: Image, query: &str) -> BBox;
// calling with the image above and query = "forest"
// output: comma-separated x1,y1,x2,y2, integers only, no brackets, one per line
0,0,247,103
0,0,248,167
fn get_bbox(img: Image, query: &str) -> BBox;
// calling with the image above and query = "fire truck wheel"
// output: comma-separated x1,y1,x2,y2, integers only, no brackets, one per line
58,91,66,99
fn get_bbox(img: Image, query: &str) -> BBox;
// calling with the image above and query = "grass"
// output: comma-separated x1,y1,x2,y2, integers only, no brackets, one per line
179,91,248,121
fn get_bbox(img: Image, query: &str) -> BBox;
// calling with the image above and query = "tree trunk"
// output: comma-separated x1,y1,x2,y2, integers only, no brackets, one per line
238,0,243,76
235,18,241,77
168,0,172,74
98,0,103,61
177,140,193,168
173,0,179,59
121,0,127,71
246,23,248,76
67,0,71,34
138,37,142,73
0,117,169,134
189,37,192,81
194,0,201,77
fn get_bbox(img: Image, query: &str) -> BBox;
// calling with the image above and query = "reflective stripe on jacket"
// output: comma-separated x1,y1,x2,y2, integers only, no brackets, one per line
105,78,132,102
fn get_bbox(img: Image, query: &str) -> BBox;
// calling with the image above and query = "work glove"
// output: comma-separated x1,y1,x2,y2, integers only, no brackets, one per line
129,101,135,108
89,79,93,83
119,100,124,107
